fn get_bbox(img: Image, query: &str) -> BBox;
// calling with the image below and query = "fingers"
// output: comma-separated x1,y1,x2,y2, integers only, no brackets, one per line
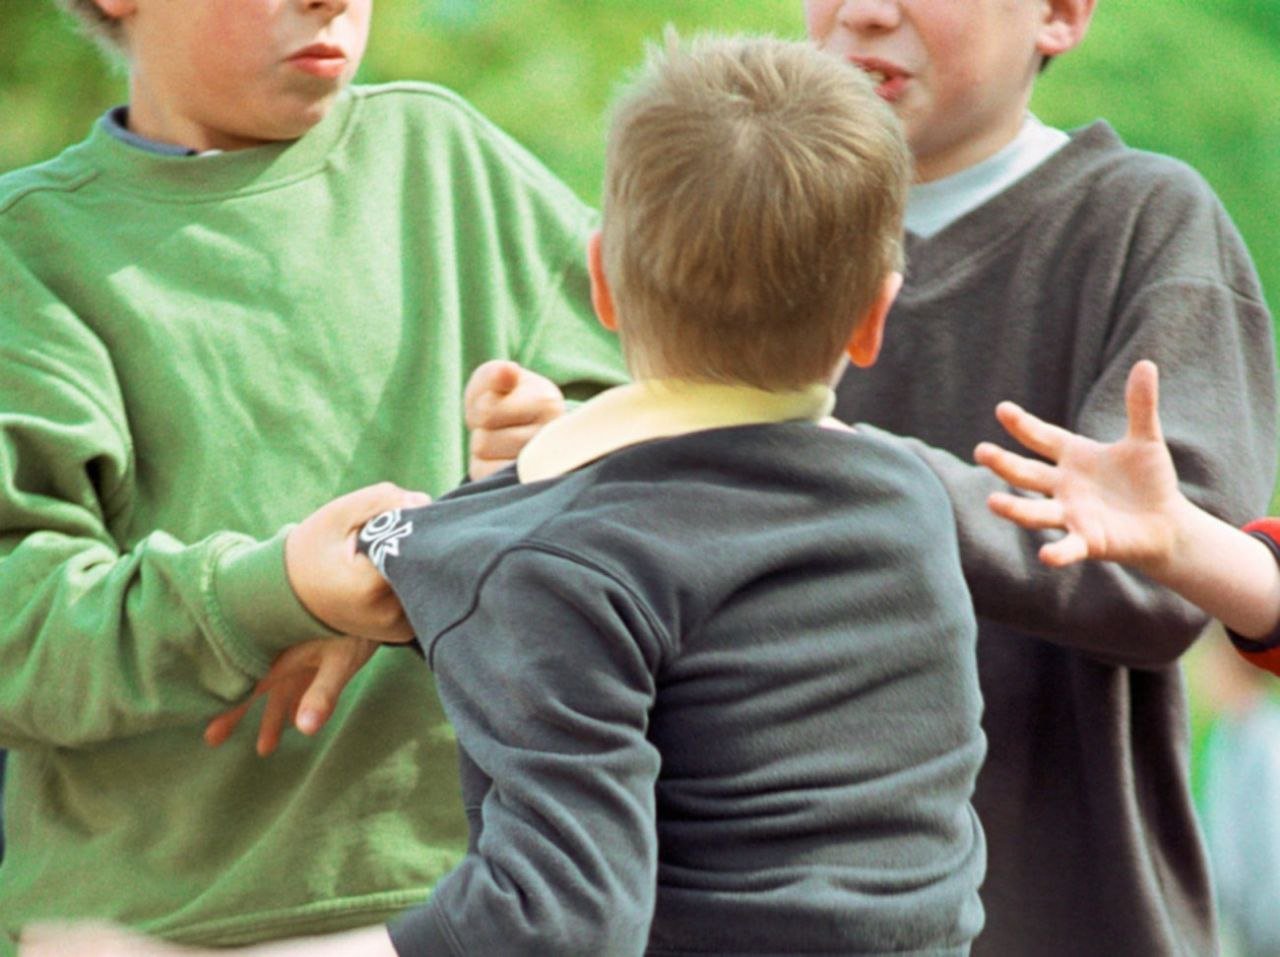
975,442,1060,496
986,491,1067,531
469,422,543,464
1039,532,1090,567
256,681,296,757
992,401,1071,462
469,453,513,482
296,642,374,736
986,494,1088,567
335,483,431,530
464,364,564,431
463,359,522,409
1124,359,1163,443
203,696,256,749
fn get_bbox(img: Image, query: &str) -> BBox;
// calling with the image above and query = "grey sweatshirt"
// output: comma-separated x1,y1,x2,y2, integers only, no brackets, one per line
369,423,986,955
836,121,1278,956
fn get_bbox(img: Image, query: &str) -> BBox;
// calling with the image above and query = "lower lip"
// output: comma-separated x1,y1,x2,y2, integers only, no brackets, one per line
289,56,347,79
873,74,909,103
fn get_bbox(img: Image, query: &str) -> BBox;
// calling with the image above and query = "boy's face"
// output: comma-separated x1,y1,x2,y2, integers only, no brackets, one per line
805,0,1054,182
115,0,372,151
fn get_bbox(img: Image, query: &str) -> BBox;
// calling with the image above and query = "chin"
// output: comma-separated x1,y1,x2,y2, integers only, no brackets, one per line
266,94,344,140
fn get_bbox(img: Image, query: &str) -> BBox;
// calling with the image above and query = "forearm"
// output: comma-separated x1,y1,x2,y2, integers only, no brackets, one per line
1148,499,1280,640
901,433,1209,665
243,926,397,957
0,526,328,748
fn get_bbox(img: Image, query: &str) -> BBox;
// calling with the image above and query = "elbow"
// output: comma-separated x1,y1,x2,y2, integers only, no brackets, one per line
1075,588,1210,670
543,891,651,957
483,867,652,957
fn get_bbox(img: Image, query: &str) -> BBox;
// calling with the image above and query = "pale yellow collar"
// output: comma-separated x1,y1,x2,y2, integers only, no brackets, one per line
516,380,837,484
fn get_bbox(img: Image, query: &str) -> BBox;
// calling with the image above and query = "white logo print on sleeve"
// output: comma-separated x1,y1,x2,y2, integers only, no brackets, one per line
359,509,414,573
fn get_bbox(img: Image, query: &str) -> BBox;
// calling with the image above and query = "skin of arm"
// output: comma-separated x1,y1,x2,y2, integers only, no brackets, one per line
975,359,1280,639
17,923,397,957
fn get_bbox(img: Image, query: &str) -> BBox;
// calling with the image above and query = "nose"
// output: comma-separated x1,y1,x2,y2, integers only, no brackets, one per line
837,0,902,32
303,0,349,14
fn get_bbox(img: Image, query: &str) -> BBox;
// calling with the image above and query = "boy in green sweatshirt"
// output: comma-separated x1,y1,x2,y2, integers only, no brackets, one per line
0,0,622,950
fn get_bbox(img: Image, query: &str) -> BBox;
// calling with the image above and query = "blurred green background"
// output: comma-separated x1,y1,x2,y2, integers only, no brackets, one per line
1,0,1278,310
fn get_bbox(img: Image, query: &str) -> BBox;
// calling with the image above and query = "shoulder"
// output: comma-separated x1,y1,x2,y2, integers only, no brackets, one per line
0,140,100,221
555,423,962,584
842,425,958,527
347,83,567,179
343,82,588,221
1059,121,1229,227
1040,122,1260,297
346,80,484,127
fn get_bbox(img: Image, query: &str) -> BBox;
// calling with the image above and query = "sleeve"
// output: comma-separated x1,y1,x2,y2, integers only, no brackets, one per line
515,216,629,403
1225,519,1280,675
896,185,1277,670
388,548,662,957
457,97,628,401
0,247,334,750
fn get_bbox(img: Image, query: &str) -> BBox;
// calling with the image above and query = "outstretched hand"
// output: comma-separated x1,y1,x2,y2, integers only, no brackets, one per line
974,360,1187,570
204,636,378,756
465,360,565,480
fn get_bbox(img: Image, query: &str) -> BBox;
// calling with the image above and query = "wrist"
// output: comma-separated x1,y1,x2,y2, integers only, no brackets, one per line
1131,491,1199,584
212,528,340,674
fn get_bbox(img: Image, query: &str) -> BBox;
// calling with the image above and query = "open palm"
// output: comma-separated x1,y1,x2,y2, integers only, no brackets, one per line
975,361,1185,569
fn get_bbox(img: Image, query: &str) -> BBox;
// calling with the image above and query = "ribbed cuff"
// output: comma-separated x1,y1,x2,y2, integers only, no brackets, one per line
389,901,460,956
208,526,341,675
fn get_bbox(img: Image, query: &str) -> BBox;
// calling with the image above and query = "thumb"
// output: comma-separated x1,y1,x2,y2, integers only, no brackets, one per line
296,642,375,735
1124,360,1162,444
336,483,431,529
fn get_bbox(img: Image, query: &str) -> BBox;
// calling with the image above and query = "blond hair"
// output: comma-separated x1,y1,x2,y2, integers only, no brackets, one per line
53,0,126,56
602,33,909,390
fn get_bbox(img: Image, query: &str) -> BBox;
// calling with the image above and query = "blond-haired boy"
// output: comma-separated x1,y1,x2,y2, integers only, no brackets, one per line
804,1,1278,955
23,31,988,957
364,40,988,953
0,0,623,950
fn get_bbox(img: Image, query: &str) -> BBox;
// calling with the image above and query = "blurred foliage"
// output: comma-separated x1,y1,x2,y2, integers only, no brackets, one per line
1,0,1277,311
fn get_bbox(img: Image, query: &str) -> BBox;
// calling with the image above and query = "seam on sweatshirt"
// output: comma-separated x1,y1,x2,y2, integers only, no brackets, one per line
423,542,671,669
0,169,100,217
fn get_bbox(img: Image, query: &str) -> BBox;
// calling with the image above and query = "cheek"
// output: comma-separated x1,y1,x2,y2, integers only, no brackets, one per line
802,0,839,43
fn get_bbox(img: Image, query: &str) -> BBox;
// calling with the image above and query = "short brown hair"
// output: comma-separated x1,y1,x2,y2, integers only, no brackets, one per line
601,32,909,390
53,0,126,56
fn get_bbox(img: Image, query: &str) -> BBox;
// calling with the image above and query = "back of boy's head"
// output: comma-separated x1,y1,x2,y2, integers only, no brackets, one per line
601,32,909,391
54,0,124,55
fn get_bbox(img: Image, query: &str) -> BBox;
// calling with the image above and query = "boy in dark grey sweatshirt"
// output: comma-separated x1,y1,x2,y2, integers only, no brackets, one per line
24,33,986,957
805,2,1277,955
360,33,987,957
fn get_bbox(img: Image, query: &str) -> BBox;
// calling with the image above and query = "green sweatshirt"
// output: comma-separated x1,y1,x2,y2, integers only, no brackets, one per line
0,82,624,948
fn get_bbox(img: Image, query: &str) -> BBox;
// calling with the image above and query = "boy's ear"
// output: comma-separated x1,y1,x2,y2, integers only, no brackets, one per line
91,0,137,19
845,271,902,369
587,230,618,333
1036,0,1097,59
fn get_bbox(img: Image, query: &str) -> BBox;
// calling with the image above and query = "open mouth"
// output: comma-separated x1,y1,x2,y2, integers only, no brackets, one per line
850,58,908,102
